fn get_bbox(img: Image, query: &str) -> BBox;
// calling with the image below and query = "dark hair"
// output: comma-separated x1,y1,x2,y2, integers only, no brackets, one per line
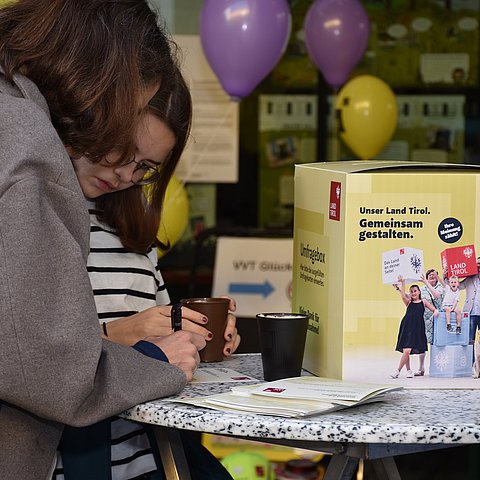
425,269,437,278
410,285,421,297
0,0,177,161
95,67,192,253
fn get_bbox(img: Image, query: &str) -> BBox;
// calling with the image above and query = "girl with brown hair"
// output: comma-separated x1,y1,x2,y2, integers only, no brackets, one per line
58,65,238,480
83,67,239,352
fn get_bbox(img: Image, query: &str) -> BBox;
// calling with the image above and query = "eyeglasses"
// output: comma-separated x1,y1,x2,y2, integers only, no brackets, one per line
125,155,163,186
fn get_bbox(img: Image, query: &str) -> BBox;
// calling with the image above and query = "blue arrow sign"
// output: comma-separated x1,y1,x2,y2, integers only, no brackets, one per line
228,280,275,298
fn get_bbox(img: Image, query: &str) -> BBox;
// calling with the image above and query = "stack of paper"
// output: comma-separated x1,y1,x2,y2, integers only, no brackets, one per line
171,376,402,417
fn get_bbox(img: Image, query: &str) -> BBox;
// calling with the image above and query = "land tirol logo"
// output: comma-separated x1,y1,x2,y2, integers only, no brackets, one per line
441,244,477,278
464,245,474,259
399,248,423,275
329,181,341,221
410,253,422,274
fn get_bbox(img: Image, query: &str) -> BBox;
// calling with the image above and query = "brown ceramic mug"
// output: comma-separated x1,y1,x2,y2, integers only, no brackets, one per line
181,297,230,362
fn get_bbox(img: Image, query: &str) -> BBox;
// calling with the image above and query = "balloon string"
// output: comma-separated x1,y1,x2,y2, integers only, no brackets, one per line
332,93,339,161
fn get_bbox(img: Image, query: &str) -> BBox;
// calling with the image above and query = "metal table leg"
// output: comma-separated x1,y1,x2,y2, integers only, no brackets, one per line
323,455,359,480
370,457,402,480
323,455,401,480
153,426,192,480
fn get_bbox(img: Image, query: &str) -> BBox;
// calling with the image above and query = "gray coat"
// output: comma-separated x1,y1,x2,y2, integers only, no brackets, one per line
0,73,187,479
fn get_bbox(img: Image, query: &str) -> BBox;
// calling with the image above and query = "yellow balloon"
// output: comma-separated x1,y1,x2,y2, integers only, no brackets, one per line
156,176,189,257
335,75,398,160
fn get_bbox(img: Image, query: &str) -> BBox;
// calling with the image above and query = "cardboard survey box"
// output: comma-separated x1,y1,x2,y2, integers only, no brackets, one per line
441,244,477,279
293,160,480,388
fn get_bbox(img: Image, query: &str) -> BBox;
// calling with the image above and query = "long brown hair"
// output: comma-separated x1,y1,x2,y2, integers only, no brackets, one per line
0,0,177,161
95,67,193,253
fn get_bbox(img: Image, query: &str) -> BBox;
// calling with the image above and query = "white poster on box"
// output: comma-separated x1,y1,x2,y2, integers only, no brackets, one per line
382,247,424,284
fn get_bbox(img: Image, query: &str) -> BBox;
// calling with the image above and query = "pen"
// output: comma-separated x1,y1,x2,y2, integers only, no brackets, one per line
171,302,182,332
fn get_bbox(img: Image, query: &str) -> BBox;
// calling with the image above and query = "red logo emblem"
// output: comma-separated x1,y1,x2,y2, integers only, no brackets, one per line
329,181,341,221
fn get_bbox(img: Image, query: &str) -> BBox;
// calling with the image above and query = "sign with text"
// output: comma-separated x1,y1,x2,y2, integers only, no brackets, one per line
174,35,239,183
382,247,424,284
441,244,477,279
212,237,293,318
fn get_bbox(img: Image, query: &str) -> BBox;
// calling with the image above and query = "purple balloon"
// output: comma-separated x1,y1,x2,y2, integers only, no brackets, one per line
304,0,370,89
200,0,291,100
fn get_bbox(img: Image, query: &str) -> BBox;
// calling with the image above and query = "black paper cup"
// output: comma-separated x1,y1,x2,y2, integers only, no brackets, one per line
256,313,309,381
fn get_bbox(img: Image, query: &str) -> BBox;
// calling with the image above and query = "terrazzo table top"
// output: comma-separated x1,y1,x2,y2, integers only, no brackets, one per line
123,353,480,446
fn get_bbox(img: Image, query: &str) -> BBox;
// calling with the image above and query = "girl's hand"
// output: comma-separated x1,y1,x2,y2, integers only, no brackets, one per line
434,309,439,318
220,296,241,356
102,305,211,346
420,273,427,284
